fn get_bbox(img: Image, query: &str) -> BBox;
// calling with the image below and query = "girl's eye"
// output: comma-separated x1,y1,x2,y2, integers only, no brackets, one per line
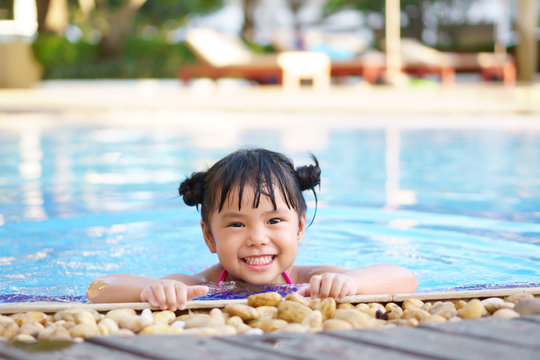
268,218,281,225
228,222,244,228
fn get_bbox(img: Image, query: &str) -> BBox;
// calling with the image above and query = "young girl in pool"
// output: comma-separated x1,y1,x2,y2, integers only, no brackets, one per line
87,148,417,310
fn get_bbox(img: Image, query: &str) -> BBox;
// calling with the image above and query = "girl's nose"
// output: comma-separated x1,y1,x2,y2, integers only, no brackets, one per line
246,225,269,246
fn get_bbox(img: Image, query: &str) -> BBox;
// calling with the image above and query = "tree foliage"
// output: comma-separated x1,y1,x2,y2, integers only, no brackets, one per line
323,0,475,17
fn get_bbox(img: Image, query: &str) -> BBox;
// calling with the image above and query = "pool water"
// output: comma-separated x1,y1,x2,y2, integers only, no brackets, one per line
1,124,539,302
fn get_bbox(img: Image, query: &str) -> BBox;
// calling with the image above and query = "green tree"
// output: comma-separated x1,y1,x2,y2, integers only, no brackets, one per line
94,0,223,58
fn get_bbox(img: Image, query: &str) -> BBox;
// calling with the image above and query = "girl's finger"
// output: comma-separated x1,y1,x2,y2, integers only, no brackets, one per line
187,285,209,300
164,283,178,311
309,275,322,298
175,283,188,310
329,276,345,298
296,285,310,297
141,288,158,308
318,274,335,298
340,279,356,299
151,283,167,310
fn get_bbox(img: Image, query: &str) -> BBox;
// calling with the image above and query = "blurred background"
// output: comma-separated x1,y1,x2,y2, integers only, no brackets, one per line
1,1,540,298
0,0,538,86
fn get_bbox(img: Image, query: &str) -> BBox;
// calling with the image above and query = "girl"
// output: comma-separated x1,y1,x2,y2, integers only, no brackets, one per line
87,148,417,310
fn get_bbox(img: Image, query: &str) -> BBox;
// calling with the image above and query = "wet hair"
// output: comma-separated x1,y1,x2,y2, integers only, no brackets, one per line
178,148,321,226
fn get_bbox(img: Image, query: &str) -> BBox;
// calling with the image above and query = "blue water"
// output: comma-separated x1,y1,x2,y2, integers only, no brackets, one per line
1,126,539,302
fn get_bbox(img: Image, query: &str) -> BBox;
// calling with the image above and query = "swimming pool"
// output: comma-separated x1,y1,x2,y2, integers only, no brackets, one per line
1,115,539,302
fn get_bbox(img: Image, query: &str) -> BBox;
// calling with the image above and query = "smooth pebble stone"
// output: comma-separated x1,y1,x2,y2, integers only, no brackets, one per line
421,315,447,324
18,312,47,326
402,298,424,310
385,302,400,312
481,297,504,313
322,319,353,331
248,292,283,307
402,308,431,322
139,323,183,335
171,320,186,329
70,323,99,338
505,293,534,304
386,307,403,320
244,328,264,336
97,317,119,336
75,311,97,325
284,293,310,307
209,308,226,325
319,298,336,321
302,310,322,329
140,309,154,322
223,304,260,322
454,300,467,310
491,309,520,319
118,315,153,333
514,298,540,315
184,314,219,329
116,328,135,336
106,309,136,323
255,306,278,319
333,309,377,329
278,323,310,333
153,311,176,325
430,302,457,319
277,301,311,323
457,299,485,319
13,333,36,342
249,318,288,332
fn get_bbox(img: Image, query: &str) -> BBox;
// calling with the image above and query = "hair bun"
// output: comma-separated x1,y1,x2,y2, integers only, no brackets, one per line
179,171,206,206
295,155,321,191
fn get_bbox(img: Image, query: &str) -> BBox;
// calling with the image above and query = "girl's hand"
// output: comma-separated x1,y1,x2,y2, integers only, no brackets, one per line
140,279,209,311
297,272,357,300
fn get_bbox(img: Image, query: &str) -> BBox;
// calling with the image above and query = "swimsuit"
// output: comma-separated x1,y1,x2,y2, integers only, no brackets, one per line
219,269,293,284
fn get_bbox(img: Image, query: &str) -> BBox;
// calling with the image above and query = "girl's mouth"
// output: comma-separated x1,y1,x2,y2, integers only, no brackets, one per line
241,255,276,266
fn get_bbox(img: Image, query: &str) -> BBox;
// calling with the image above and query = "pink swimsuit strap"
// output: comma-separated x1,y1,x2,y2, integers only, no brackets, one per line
218,269,293,285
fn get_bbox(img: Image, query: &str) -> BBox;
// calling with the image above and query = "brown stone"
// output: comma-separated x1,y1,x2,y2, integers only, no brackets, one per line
248,292,283,307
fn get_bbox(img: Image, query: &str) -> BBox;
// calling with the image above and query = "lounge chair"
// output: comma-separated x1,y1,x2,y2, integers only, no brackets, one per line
395,38,516,85
177,28,282,84
177,28,378,85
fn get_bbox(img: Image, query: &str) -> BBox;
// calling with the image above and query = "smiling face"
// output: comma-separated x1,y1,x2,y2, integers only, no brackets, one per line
201,185,306,285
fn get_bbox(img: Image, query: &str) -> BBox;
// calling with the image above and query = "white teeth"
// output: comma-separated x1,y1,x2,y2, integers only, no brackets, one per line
243,255,273,265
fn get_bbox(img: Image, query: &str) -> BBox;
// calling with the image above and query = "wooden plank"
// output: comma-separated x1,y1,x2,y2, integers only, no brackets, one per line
518,314,540,325
326,326,538,360
0,299,248,314
0,339,150,360
219,332,426,360
422,317,540,349
88,335,289,360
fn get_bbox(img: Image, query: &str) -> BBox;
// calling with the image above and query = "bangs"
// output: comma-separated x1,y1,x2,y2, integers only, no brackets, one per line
215,155,297,213
200,148,309,225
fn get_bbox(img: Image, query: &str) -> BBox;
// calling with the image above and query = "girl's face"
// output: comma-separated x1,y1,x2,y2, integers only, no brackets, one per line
201,185,306,284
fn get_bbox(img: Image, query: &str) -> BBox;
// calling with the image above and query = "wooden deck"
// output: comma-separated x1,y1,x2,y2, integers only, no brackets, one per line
0,315,538,359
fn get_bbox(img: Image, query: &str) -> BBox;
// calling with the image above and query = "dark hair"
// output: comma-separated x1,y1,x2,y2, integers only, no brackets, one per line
178,148,320,225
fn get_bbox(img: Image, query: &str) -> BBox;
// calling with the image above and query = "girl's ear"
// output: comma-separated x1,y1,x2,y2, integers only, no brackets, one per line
200,220,216,253
297,213,306,245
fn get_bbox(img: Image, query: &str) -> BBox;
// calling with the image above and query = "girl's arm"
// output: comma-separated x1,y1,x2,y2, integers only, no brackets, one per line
296,264,418,298
86,272,209,310
342,264,418,294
